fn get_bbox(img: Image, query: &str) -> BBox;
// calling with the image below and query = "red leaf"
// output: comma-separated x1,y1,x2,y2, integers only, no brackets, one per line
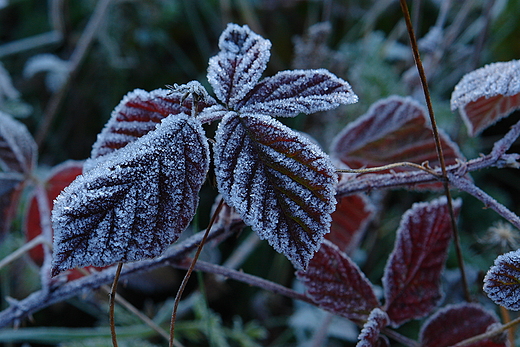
420,303,507,347
451,59,520,136
356,308,390,347
483,249,520,310
326,194,374,254
382,197,462,327
330,96,463,187
24,161,84,265
297,240,379,320
88,88,217,161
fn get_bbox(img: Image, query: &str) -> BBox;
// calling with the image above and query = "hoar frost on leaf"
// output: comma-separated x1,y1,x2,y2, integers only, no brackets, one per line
51,114,209,276
451,59,520,136
356,308,390,347
483,249,520,310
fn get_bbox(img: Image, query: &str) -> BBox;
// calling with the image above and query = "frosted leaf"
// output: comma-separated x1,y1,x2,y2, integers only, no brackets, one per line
420,303,505,347
23,54,71,92
296,240,379,320
483,249,520,310
326,194,374,254
51,114,209,276
207,23,271,108
382,196,462,327
330,96,464,179
88,88,217,165
214,112,337,269
0,111,37,174
235,69,358,117
356,308,390,347
451,59,520,136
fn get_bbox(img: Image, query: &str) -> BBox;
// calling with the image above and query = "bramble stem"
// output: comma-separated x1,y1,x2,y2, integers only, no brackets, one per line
169,199,225,347
399,0,470,302
109,262,123,347
336,161,439,177
450,314,520,347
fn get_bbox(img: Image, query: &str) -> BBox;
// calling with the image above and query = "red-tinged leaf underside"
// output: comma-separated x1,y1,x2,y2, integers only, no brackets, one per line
51,114,209,276
24,161,84,265
214,113,337,269
330,96,463,174
451,59,520,136
207,23,271,108
0,111,37,174
356,308,390,347
483,249,520,310
326,194,374,254
382,196,462,327
90,88,216,159
297,240,379,320
461,93,520,136
420,303,506,347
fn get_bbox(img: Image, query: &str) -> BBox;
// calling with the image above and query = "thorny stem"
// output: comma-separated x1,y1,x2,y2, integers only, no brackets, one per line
169,199,225,347
399,0,470,302
109,262,123,347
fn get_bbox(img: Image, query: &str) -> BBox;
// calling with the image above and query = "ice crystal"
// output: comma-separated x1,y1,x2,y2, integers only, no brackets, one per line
483,249,520,310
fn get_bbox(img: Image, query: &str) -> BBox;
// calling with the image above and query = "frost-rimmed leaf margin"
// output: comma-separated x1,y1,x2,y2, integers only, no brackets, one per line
214,112,338,269
296,240,380,320
451,59,520,136
51,113,209,276
0,111,37,174
356,308,390,347
483,248,520,310
382,196,462,327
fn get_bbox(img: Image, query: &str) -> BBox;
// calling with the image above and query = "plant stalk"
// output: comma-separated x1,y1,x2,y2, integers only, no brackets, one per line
109,262,123,347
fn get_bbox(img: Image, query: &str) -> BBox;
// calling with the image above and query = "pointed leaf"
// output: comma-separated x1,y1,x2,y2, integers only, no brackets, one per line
214,112,337,269
235,69,358,117
207,23,271,108
483,249,520,310
0,111,37,174
330,96,464,177
25,161,84,266
356,308,390,347
326,193,374,254
88,88,217,162
51,114,209,276
297,240,380,320
420,303,506,347
382,196,462,327
451,59,520,136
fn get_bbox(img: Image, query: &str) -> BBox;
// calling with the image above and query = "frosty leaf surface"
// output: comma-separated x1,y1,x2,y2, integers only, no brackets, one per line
420,303,506,347
451,59,520,136
483,249,520,310
51,114,209,276
326,194,374,254
88,88,217,162
214,112,337,269
297,240,379,320
0,111,37,174
207,23,271,108
356,308,390,347
330,96,463,174
382,196,462,327
235,69,358,117
25,161,84,266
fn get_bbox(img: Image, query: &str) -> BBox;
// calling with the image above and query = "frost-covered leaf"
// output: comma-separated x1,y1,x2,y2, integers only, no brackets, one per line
420,303,506,347
356,308,390,347
0,111,37,174
51,114,209,276
215,112,337,269
330,96,463,175
297,240,379,320
326,194,374,254
483,249,520,310
25,161,84,266
88,88,217,162
23,54,71,92
207,23,271,108
235,69,358,117
382,196,462,327
451,60,520,136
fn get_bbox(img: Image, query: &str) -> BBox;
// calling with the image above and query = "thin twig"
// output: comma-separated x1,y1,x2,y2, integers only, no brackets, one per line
109,262,123,347
336,161,439,177
169,199,225,347
449,314,520,347
399,0,470,302
0,235,46,271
